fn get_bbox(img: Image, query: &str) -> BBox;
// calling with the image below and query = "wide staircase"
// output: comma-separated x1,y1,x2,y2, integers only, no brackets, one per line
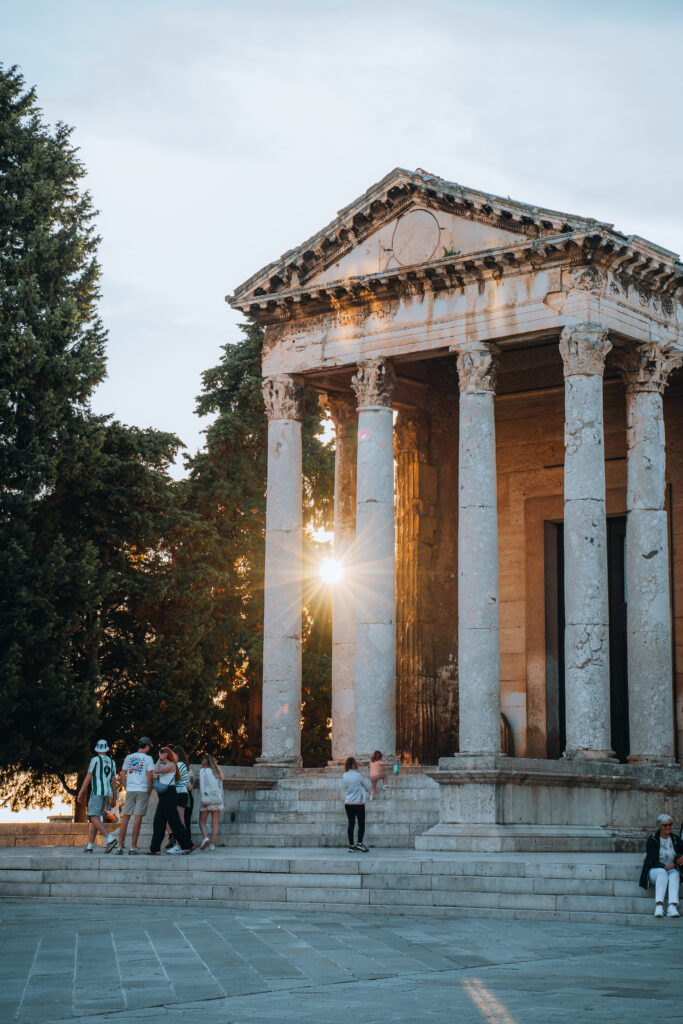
225,768,440,848
0,847,664,926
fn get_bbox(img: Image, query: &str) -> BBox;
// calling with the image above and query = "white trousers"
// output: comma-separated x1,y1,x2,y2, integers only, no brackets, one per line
649,867,680,905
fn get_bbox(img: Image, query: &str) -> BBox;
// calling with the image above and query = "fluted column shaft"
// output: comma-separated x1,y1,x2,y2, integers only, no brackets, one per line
621,344,681,763
321,394,357,762
560,323,613,760
259,376,304,766
453,342,501,755
351,360,397,760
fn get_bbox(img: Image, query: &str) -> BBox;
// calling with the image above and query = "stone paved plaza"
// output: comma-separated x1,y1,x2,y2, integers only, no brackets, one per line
3,901,681,1024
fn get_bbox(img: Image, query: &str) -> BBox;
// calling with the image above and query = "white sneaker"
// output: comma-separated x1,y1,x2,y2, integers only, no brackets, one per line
167,844,183,855
104,836,118,853
84,844,94,853
655,904,665,917
208,844,215,852
115,846,125,855
667,904,680,918
200,836,210,850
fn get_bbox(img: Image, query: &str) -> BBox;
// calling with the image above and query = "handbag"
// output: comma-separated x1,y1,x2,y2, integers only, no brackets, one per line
153,774,174,794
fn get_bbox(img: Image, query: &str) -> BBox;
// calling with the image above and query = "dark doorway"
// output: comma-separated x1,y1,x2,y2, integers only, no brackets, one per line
545,517,629,761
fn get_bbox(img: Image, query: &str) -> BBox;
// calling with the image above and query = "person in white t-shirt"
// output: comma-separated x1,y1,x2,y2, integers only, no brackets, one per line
116,737,154,855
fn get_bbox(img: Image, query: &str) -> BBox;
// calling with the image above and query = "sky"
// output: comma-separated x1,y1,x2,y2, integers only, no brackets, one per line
3,0,683,476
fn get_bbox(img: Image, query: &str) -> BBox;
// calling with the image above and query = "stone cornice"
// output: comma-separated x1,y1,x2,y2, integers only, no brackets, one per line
228,168,610,306
229,227,683,326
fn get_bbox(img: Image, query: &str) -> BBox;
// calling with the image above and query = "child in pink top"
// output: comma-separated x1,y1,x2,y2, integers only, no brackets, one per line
369,750,388,799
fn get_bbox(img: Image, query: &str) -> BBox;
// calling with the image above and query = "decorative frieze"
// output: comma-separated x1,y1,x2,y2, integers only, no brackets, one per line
262,375,304,421
559,323,612,378
351,358,396,408
452,342,499,394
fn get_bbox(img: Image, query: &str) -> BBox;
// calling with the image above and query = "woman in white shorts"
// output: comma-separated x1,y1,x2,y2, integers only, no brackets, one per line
198,753,224,851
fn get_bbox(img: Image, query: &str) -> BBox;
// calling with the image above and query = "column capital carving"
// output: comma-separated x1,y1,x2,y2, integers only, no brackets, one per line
559,322,612,377
451,342,499,394
351,358,396,409
262,375,304,421
393,410,428,456
614,342,683,395
319,392,356,430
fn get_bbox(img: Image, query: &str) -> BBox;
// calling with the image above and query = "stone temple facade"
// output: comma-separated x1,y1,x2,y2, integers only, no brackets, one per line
229,169,683,850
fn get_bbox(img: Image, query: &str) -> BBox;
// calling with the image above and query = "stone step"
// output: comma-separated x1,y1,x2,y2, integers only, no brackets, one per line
235,809,438,823
0,848,667,927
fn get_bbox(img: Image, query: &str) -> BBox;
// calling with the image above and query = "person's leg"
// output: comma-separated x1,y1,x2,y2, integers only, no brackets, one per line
345,805,355,846
165,793,192,850
650,868,668,910
184,793,193,843
150,794,168,853
211,810,220,844
666,868,680,908
356,805,365,844
131,814,143,848
118,814,130,846
199,809,209,838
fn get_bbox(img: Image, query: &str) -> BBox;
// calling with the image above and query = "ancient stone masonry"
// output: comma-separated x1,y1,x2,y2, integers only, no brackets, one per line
229,167,683,850
617,344,683,763
350,359,397,760
319,393,357,761
260,374,305,766
559,323,613,760
394,411,439,763
451,341,501,756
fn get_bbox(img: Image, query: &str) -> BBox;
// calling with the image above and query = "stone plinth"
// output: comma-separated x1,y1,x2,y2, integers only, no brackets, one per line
416,756,683,852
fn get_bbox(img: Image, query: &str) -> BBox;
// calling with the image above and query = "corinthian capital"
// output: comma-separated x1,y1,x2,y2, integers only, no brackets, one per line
351,358,396,409
318,392,356,431
559,322,612,378
614,342,683,395
262,375,304,421
452,342,499,394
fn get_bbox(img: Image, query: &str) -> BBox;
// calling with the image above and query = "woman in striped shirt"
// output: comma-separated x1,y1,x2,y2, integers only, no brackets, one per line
167,745,194,851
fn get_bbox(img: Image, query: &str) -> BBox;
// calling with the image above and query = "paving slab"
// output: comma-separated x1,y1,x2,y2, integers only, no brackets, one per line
2,901,680,1024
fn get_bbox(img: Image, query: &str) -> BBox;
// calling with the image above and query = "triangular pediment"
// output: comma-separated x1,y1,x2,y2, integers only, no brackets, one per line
229,168,610,308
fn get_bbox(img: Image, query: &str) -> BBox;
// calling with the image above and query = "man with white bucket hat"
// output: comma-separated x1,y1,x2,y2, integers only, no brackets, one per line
77,740,118,853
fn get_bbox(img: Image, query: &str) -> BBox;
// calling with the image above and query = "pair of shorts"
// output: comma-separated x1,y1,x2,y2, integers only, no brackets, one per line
87,793,113,818
123,790,150,816
201,801,224,813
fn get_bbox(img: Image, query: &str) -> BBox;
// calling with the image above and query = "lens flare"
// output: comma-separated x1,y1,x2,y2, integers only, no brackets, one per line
319,558,344,585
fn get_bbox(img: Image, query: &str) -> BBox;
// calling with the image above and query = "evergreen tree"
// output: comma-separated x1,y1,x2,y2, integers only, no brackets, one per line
0,65,108,804
186,324,334,765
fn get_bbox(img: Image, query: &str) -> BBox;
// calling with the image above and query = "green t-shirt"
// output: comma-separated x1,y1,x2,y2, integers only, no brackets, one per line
87,754,117,796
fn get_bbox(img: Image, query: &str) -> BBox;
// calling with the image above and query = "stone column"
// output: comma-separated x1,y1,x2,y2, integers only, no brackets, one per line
560,322,613,760
259,375,304,766
320,393,357,762
620,343,681,763
351,359,397,761
452,342,501,756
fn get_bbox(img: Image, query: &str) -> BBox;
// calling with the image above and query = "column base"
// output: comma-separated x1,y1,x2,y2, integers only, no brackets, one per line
627,754,679,767
562,748,616,762
256,755,302,768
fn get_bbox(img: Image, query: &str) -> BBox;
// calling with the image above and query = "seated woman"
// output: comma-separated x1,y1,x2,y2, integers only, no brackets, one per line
639,813,683,917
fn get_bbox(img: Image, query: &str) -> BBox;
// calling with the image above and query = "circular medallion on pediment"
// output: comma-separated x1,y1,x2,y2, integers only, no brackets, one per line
392,209,440,267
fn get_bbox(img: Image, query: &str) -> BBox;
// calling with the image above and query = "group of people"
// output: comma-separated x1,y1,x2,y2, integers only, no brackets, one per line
77,737,226,855
78,736,682,915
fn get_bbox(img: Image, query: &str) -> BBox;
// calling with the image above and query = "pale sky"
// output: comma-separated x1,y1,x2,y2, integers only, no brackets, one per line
3,0,682,474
